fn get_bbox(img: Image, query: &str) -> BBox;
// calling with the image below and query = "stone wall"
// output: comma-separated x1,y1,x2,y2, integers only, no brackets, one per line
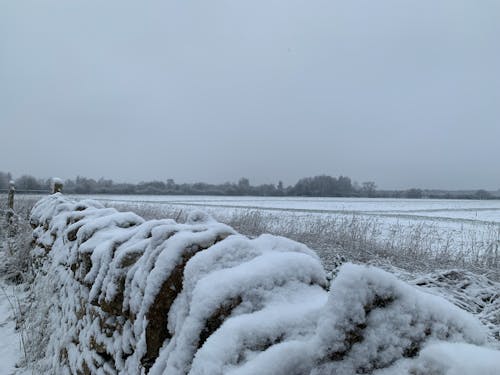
28,194,488,375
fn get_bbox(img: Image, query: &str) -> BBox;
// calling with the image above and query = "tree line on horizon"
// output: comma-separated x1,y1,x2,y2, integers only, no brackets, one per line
0,171,496,199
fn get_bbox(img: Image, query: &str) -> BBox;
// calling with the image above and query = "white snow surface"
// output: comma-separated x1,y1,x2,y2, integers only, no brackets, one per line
409,342,500,375
0,284,24,374
24,194,500,374
72,194,500,223
0,218,31,374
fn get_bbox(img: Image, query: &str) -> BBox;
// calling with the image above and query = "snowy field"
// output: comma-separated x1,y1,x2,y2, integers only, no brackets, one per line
68,195,500,231
69,195,500,222
66,195,500,276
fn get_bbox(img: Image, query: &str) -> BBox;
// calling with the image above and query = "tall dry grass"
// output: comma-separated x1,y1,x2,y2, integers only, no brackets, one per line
0,194,40,283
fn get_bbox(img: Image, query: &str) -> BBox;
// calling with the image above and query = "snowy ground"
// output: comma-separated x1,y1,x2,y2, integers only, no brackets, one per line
0,286,22,374
67,195,500,218
0,238,27,374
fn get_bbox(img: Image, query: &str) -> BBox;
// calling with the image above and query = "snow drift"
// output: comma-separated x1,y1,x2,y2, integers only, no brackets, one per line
27,194,498,374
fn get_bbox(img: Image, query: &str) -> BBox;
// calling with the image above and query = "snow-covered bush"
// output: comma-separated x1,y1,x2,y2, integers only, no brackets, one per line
0,194,39,283
26,194,498,374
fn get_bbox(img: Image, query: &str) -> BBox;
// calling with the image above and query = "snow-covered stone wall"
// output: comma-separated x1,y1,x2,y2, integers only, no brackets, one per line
28,194,497,375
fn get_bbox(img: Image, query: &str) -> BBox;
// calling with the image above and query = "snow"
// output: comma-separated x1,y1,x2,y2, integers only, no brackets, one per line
69,195,500,217
410,342,500,375
196,263,492,375
155,247,327,375
13,194,500,374
0,234,29,375
311,264,488,374
189,285,327,375
0,285,24,374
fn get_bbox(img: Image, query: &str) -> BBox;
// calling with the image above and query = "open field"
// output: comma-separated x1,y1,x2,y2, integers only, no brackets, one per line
69,195,500,221
9,194,500,224
59,195,499,278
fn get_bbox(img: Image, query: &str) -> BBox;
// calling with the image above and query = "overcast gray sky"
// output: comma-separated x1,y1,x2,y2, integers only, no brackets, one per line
1,0,500,189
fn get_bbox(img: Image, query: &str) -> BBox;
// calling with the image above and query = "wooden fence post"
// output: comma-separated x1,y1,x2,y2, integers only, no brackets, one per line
7,181,15,238
7,181,15,221
52,178,63,194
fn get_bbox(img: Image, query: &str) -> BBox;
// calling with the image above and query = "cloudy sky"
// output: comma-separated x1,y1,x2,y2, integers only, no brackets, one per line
1,0,499,189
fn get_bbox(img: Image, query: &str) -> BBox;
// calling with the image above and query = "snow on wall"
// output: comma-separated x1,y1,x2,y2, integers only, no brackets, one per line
28,194,498,374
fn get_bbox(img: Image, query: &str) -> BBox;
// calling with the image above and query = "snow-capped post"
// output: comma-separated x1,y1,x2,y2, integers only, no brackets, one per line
52,177,63,194
7,180,15,211
6,180,15,223
6,180,15,238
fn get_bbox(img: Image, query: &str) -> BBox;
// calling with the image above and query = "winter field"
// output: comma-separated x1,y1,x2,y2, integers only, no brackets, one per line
0,194,499,374
72,195,500,277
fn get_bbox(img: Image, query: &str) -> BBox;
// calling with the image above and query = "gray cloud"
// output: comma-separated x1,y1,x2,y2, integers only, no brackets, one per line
1,0,500,189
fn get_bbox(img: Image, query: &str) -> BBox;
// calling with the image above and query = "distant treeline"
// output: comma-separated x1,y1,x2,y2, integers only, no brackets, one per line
0,171,498,199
